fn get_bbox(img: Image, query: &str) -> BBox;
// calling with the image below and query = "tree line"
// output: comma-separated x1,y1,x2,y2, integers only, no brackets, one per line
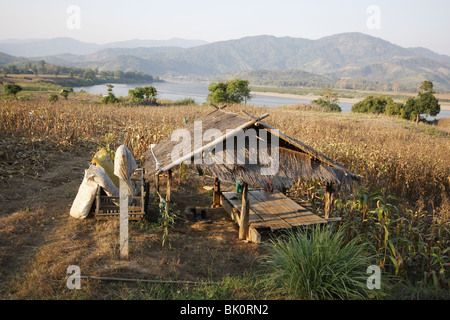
1,60,154,83
352,81,440,123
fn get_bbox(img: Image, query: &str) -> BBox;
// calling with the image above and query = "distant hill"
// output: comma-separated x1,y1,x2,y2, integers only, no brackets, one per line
0,52,21,65
3,33,450,90
223,69,333,88
0,37,208,57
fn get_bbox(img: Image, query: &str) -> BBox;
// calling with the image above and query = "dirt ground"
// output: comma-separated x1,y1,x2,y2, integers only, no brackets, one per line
0,140,266,299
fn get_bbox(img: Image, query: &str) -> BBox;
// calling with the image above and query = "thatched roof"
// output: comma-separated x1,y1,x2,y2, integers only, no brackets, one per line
143,109,360,189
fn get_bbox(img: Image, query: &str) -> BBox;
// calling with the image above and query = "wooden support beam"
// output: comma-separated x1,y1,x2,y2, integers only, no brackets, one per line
239,183,250,240
324,183,334,220
154,173,160,193
119,178,129,260
221,195,240,222
221,193,262,244
212,177,221,208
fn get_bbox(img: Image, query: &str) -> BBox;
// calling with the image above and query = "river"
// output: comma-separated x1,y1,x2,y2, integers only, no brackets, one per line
73,81,450,119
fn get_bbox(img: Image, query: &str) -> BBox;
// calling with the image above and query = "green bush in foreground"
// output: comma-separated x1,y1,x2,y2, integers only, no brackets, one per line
261,225,378,300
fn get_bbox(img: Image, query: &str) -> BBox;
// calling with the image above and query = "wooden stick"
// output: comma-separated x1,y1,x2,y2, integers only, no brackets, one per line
164,171,172,221
324,183,334,220
154,173,160,193
160,170,173,253
119,178,129,260
79,275,220,285
239,182,250,240
212,177,221,208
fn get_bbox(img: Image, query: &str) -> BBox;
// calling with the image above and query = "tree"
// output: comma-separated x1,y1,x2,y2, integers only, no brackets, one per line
404,81,440,124
128,86,157,104
102,84,119,104
4,84,23,96
83,68,96,81
321,87,338,105
207,81,228,104
226,79,251,104
207,79,251,104
384,99,405,118
351,95,390,114
38,60,46,73
416,81,440,120
312,87,341,112
114,70,124,79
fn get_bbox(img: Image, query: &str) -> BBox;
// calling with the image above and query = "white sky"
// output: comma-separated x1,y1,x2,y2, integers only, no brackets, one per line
1,0,449,55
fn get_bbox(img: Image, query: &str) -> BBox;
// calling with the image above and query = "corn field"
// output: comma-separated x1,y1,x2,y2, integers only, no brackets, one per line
1,95,449,293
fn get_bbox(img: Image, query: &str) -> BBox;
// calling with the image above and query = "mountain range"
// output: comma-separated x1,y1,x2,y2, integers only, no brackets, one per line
0,37,208,57
2,33,450,90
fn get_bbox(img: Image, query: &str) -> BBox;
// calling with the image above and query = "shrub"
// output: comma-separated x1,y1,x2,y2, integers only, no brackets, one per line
128,86,157,104
311,98,342,112
4,84,23,96
101,93,119,104
48,94,59,102
261,225,377,300
352,95,391,114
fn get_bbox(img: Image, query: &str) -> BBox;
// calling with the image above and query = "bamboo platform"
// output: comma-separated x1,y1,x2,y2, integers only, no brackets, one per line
221,189,326,243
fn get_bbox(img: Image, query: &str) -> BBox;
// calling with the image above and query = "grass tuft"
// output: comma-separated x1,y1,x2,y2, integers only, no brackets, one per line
261,225,378,300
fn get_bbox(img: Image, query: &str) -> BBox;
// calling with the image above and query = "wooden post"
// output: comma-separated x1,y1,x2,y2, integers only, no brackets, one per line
212,177,221,208
119,178,129,260
324,183,334,220
163,170,172,252
239,182,250,240
154,173,160,193
164,170,172,226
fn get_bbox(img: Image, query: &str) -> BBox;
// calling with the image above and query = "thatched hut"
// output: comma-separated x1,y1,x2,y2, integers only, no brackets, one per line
143,109,360,242
143,109,359,187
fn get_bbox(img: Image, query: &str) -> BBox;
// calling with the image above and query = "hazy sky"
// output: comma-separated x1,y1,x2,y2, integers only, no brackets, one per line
1,0,449,55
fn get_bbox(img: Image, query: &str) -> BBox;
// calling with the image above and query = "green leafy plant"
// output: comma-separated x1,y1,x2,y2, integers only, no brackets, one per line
4,84,23,96
158,199,179,252
207,79,250,104
261,225,377,300
48,94,59,102
128,86,157,104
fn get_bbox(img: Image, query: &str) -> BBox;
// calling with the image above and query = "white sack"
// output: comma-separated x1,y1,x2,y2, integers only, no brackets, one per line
86,164,119,197
70,168,98,219
114,145,137,194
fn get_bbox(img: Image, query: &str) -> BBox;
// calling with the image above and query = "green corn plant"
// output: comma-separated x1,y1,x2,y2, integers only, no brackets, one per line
178,162,189,183
158,198,179,253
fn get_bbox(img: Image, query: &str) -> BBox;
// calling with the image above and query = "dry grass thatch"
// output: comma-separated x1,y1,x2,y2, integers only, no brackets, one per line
143,109,359,189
